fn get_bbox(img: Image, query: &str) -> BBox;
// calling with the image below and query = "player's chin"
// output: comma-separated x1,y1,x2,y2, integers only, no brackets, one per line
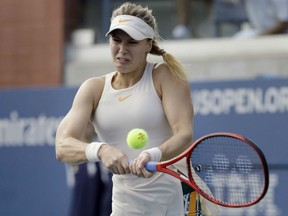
115,67,127,74
114,62,133,72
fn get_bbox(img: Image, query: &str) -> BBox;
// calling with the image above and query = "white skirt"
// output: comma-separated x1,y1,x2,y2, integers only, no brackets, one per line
110,172,184,216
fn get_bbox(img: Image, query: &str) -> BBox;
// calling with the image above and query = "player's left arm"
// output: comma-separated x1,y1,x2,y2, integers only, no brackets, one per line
154,63,194,161
130,62,194,177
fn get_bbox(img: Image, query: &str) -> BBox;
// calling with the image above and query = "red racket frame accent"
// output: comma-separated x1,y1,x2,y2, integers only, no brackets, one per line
154,132,269,207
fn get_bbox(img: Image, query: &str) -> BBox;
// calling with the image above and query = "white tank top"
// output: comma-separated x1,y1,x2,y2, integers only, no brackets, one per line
92,62,172,160
92,63,183,214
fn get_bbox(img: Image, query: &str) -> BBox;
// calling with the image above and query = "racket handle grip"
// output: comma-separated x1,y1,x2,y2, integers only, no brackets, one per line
128,161,157,172
145,161,157,172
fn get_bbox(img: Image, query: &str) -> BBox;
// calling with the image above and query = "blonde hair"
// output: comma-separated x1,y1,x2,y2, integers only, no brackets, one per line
111,2,187,81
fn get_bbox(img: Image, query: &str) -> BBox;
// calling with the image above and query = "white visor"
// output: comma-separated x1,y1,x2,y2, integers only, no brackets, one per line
105,15,155,40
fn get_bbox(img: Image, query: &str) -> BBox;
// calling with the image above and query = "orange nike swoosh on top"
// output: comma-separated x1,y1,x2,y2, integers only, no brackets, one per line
118,94,133,102
118,19,131,23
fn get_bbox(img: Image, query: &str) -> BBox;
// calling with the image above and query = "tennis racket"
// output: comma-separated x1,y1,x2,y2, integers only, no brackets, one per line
145,132,269,208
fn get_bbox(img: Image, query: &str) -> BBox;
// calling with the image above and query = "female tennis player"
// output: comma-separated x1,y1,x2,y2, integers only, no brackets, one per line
56,2,198,215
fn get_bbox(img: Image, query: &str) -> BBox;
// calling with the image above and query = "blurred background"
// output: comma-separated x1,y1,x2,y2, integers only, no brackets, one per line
0,0,287,215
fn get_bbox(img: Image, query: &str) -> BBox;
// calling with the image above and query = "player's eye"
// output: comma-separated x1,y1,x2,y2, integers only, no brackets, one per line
129,40,139,44
112,37,121,42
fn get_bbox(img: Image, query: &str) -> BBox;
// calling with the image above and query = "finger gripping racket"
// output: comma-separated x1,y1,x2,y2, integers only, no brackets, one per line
145,132,269,208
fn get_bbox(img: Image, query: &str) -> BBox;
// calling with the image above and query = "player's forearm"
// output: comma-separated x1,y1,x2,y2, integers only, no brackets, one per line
55,137,88,165
159,130,193,161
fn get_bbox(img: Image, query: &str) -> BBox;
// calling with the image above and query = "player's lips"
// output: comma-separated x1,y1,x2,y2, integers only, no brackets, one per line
117,57,130,63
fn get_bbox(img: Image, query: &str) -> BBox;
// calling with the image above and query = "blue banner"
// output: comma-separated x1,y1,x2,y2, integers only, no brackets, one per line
0,78,287,216
192,78,288,215
0,87,77,216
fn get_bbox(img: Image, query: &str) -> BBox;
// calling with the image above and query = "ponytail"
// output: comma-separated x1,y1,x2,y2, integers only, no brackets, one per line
150,40,187,82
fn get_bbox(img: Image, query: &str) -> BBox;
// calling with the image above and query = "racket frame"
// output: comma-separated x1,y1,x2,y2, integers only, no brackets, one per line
153,132,269,207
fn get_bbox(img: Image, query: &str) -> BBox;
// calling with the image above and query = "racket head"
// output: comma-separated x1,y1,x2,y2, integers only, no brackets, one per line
187,132,269,207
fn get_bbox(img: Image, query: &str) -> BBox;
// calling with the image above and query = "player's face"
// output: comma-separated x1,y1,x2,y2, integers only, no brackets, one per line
109,30,151,74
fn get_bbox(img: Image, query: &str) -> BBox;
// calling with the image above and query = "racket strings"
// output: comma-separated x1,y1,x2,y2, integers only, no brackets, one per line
190,135,266,206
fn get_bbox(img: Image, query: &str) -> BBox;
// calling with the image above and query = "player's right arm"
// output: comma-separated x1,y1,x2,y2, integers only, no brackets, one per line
55,77,104,165
56,76,131,174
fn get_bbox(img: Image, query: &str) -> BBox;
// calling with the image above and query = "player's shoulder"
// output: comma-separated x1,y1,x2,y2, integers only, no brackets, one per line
84,75,105,84
75,76,106,101
152,62,173,80
152,62,187,84
73,76,106,109
81,76,105,89
153,62,169,73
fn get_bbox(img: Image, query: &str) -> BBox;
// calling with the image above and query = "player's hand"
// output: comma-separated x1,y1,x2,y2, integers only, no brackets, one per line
98,144,130,175
130,152,154,178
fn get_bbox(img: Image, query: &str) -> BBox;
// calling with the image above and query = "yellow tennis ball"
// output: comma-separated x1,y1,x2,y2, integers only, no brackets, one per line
127,128,148,149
